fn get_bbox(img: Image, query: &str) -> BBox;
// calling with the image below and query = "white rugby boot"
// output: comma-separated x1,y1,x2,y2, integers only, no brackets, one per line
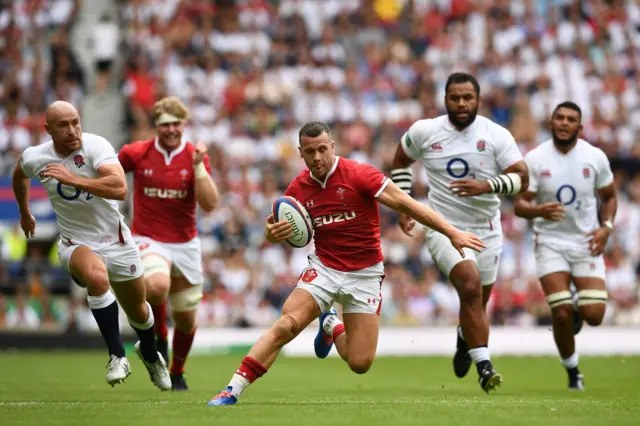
106,355,131,387
134,341,172,391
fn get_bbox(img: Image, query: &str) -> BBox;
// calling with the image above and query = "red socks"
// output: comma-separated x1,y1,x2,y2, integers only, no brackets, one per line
151,301,168,341
234,356,268,383
171,328,196,375
332,323,345,340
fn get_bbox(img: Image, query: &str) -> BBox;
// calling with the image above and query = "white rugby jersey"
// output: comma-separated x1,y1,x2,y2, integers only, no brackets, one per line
525,139,614,250
21,133,133,250
401,115,523,228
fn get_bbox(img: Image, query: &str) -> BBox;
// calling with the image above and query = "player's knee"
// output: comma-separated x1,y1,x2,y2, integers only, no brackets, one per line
457,279,482,305
270,314,300,346
84,267,110,294
142,256,170,299
551,304,573,323
577,289,607,326
348,356,374,375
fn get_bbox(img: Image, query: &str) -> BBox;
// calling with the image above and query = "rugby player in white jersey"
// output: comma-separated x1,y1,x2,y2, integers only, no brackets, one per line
514,102,616,390
12,101,171,391
391,73,529,392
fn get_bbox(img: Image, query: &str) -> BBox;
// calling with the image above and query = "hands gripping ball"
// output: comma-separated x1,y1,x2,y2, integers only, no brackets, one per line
272,196,314,247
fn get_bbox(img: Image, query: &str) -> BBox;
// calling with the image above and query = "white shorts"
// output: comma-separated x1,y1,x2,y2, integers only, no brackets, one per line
58,240,143,284
296,255,384,315
535,244,605,280
425,225,503,286
135,235,203,285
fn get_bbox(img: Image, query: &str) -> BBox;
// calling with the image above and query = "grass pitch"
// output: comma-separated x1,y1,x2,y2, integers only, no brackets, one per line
0,353,638,426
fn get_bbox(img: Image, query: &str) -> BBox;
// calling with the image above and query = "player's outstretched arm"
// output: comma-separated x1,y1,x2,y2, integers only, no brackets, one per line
43,163,127,200
377,182,486,257
514,191,566,221
449,160,530,197
193,142,218,213
12,157,36,238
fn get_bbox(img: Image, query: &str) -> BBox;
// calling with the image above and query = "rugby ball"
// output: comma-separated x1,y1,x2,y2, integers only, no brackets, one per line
272,196,314,248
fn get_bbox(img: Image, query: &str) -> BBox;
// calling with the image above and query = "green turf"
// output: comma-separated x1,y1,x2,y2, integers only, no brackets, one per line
0,353,638,426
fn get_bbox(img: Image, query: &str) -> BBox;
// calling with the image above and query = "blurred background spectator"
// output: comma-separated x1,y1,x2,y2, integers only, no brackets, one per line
1,0,639,333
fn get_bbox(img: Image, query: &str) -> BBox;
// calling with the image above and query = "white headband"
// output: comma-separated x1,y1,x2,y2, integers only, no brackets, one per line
155,113,184,125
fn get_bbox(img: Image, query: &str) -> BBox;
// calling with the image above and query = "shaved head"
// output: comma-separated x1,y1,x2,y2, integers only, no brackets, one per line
45,100,79,124
45,100,82,155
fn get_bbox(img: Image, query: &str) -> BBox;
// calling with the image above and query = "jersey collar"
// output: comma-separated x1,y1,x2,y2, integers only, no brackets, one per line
309,156,340,189
154,137,186,166
445,116,478,136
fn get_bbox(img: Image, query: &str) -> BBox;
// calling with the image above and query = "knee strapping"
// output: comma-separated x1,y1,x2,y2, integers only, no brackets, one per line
142,255,170,278
577,289,608,306
546,291,574,309
169,284,203,312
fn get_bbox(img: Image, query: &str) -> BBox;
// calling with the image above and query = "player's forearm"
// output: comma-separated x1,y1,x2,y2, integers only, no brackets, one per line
12,173,31,216
397,196,457,238
70,175,127,200
195,175,219,213
598,194,617,226
513,199,540,219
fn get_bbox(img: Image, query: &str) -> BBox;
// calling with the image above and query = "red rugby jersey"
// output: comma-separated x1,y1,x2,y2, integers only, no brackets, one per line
118,138,212,243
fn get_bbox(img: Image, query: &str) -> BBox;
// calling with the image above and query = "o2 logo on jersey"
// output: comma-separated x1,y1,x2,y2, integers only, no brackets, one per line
57,183,93,201
446,158,475,179
556,184,581,209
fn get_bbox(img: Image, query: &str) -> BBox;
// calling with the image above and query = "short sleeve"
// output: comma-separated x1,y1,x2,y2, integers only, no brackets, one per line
400,120,429,161
524,153,538,193
20,148,37,178
595,149,614,189
495,129,523,171
356,164,390,198
117,144,135,173
91,136,120,169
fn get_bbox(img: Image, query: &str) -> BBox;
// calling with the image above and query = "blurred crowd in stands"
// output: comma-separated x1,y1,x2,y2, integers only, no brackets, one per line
1,0,639,332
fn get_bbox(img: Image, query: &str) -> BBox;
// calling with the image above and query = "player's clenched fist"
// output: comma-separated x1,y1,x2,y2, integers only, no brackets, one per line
264,215,294,243
448,229,486,258
193,141,207,166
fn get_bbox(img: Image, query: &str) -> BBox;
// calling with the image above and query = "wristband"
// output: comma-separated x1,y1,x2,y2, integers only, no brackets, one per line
195,162,208,179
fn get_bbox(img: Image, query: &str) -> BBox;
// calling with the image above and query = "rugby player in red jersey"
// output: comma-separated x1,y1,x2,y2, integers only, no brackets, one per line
208,121,485,406
118,96,219,391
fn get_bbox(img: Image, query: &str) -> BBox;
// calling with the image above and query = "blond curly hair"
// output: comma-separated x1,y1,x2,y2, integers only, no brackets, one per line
152,96,190,124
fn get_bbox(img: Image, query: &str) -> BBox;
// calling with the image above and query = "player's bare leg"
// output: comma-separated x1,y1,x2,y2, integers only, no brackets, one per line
327,313,379,374
68,246,130,387
540,272,585,390
208,288,321,406
454,283,494,379
167,275,202,391
111,274,171,391
450,260,502,392
141,254,171,364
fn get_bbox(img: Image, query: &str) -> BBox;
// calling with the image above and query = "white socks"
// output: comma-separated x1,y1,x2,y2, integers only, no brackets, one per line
128,301,155,330
468,347,491,364
561,352,579,369
228,374,251,398
87,290,116,309
322,314,342,335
